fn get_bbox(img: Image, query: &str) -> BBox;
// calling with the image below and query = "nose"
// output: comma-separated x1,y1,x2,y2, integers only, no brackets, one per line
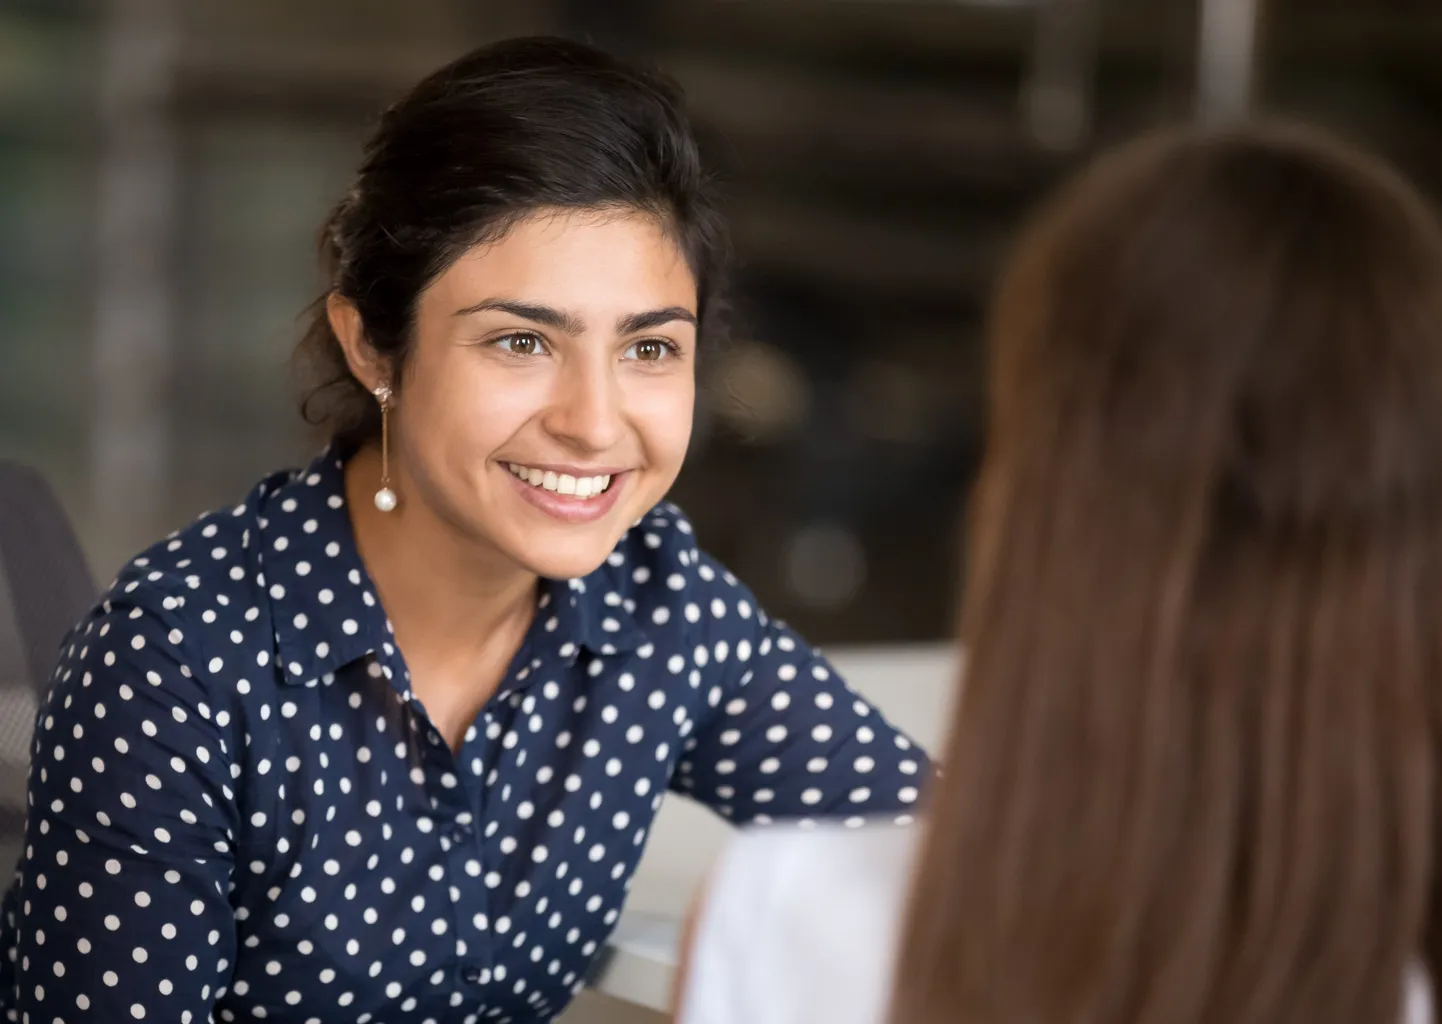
541,354,626,454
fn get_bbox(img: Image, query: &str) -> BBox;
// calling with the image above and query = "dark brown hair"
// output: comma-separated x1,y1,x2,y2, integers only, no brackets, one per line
295,35,728,448
892,122,1442,1024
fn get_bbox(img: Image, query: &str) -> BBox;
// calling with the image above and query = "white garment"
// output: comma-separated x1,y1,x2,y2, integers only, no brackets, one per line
679,822,1434,1024
678,822,918,1024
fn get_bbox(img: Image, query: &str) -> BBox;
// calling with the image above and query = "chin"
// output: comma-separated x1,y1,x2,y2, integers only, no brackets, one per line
523,552,616,582
512,532,624,582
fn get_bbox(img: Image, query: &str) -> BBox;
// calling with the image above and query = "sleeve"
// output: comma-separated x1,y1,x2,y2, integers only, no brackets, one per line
3,579,240,1022
669,546,932,826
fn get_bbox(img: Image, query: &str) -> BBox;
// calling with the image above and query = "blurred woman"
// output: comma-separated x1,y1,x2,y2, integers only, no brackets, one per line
678,121,1442,1024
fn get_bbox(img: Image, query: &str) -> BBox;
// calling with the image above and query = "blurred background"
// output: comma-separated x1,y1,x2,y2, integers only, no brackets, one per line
2,0,1439,645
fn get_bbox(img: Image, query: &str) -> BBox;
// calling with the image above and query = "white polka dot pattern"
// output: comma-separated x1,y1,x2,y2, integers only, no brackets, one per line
0,451,928,1022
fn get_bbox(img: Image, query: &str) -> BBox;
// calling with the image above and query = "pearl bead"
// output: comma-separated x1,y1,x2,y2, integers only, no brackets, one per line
373,487,397,513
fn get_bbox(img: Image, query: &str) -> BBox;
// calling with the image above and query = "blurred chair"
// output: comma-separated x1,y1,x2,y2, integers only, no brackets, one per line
0,463,94,831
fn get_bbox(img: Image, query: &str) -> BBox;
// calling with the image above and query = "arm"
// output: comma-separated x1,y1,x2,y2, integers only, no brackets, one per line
672,551,930,825
5,580,240,1020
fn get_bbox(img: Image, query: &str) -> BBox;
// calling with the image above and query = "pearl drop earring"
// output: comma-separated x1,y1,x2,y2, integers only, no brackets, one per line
372,383,397,513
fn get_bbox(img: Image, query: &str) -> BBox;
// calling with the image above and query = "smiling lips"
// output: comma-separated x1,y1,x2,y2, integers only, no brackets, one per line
506,462,614,499
503,461,626,525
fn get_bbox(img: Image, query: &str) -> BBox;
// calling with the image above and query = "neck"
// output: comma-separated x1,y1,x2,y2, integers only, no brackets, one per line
343,444,537,663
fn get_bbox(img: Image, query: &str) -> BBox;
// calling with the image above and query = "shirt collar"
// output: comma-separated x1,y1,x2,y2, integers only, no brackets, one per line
258,449,646,688
537,572,648,662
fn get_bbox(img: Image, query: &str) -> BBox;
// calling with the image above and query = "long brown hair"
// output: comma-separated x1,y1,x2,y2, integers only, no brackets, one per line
891,122,1442,1024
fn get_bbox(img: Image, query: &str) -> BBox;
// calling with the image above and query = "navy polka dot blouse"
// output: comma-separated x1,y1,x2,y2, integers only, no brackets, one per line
0,450,928,1023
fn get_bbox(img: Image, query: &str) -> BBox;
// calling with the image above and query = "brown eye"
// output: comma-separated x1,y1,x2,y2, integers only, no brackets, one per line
494,332,543,356
629,339,670,362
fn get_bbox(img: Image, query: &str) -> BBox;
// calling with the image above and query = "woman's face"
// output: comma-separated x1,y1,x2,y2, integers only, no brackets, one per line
360,209,699,580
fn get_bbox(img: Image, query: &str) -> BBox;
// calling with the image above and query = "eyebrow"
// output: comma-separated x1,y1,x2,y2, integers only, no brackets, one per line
453,299,585,336
453,299,697,337
616,306,698,334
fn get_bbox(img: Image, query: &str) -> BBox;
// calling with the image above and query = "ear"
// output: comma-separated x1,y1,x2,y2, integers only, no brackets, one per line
327,293,392,392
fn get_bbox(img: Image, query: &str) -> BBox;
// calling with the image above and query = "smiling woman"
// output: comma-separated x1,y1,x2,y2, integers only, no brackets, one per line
329,209,702,582
0,35,929,1024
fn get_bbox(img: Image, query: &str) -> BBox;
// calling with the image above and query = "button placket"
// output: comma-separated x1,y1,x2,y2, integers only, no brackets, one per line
450,715,507,996
442,647,550,1007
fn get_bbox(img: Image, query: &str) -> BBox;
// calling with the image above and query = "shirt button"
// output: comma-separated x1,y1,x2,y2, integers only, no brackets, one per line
462,965,483,985
445,822,474,844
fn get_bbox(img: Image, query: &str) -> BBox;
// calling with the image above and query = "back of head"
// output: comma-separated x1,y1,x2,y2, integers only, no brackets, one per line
893,123,1442,1024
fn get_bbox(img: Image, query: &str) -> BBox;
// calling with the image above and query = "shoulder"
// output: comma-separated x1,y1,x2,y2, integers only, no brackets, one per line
602,502,766,633
100,471,289,631
111,466,295,600
48,470,294,706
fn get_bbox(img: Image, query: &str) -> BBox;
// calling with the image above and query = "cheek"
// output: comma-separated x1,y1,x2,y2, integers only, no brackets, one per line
408,359,541,456
630,377,695,469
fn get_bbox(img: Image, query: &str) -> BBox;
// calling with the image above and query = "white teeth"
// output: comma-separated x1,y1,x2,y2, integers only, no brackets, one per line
507,464,614,500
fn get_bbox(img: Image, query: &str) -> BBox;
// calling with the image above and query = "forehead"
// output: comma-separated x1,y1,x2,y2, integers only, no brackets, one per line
423,208,698,316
